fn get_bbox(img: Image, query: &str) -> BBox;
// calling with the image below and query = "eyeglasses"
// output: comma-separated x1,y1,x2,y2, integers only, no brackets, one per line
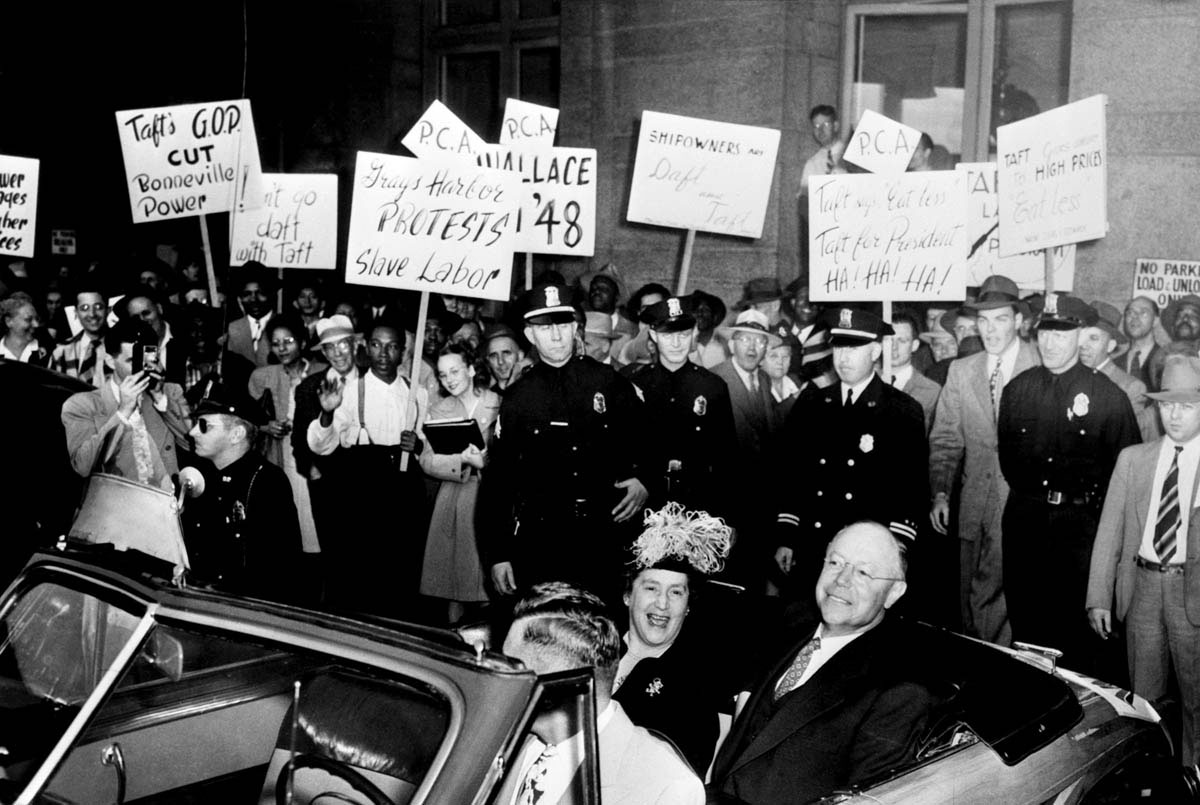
822,554,904,585
1156,401,1200,414
322,339,354,354
270,337,297,348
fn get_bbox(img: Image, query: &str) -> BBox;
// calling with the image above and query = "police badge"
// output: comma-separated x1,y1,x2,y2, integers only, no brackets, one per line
668,297,683,318
594,392,606,413
545,285,561,307
840,308,854,329
694,395,707,416
1045,293,1058,316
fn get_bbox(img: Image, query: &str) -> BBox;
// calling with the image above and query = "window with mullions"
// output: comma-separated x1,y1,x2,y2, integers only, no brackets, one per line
843,0,1071,165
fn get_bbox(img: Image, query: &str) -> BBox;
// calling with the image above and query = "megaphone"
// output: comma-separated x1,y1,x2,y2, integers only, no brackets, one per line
177,467,206,507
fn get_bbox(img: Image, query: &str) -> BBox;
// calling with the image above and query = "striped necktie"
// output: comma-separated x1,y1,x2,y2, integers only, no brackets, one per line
989,358,1002,416
1153,446,1184,562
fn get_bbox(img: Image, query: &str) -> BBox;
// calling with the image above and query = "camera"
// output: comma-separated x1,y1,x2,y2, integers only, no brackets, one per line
133,344,161,389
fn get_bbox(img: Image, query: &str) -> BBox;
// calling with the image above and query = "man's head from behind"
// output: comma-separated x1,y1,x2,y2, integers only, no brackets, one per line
817,521,908,639
503,582,622,701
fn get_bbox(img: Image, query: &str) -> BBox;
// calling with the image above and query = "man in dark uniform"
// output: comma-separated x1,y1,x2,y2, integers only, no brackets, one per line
481,282,649,605
772,308,928,608
629,295,738,523
184,385,301,604
1000,292,1140,676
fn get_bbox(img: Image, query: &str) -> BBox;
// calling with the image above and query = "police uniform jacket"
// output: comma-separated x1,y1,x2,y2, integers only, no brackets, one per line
998,361,1140,506
774,374,927,559
481,356,648,571
631,361,738,520
184,450,300,603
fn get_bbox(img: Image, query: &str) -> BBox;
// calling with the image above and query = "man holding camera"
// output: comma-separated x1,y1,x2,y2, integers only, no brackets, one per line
61,318,192,491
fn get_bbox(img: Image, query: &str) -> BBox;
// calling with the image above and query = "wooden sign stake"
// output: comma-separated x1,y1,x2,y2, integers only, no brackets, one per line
525,252,534,291
400,290,430,473
198,214,220,309
676,229,697,296
882,298,893,382
1043,248,1055,295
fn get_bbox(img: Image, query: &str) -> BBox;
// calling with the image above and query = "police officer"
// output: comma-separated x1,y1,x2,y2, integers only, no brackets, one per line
481,282,649,604
772,308,928,606
999,292,1139,675
630,295,738,521
184,385,301,604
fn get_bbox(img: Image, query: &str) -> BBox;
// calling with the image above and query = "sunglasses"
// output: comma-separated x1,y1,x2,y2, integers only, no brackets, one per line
195,417,220,434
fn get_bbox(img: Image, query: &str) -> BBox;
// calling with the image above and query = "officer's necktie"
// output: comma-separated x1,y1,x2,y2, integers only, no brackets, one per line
844,388,853,407
1154,445,1184,562
775,633,821,700
516,742,558,805
988,358,1003,416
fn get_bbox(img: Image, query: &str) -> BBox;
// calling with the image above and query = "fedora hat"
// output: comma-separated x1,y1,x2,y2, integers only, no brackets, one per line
1162,295,1200,336
965,274,1028,315
583,311,621,339
1089,300,1127,345
718,309,783,346
733,277,786,311
1147,355,1200,403
316,314,356,346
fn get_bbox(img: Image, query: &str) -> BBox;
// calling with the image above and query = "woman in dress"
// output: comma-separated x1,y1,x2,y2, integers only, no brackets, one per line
612,503,735,776
247,317,326,587
419,343,501,623
1,292,49,366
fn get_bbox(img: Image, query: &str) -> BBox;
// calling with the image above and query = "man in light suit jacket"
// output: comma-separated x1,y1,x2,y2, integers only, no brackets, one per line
1087,355,1200,767
61,318,191,491
711,522,936,805
929,275,1039,645
500,582,704,805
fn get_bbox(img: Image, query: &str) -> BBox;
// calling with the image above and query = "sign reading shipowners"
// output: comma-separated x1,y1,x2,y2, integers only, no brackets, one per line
997,94,1107,256
958,162,1075,292
230,174,338,269
1132,258,1200,309
476,145,596,256
627,111,780,238
0,155,39,258
345,152,522,301
115,99,263,224
808,171,968,302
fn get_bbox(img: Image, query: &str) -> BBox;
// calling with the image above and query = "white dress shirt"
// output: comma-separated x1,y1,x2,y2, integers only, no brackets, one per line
987,337,1021,388
508,701,617,805
891,364,913,390
774,624,867,697
307,368,427,454
731,361,760,395
1139,435,1200,563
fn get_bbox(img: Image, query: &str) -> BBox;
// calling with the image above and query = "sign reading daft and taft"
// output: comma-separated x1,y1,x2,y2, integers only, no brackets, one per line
0,154,39,257
115,99,263,223
627,110,780,238
230,174,338,269
996,94,1107,256
808,171,968,302
345,151,522,301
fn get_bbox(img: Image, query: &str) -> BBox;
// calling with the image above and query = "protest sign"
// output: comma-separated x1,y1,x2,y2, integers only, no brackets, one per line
401,100,487,159
0,155,38,258
842,109,922,175
1132,258,1200,310
627,111,780,238
51,229,77,256
997,94,1107,256
958,162,1075,292
230,174,338,269
345,151,522,301
499,99,558,145
115,99,264,224
476,145,596,256
808,171,968,302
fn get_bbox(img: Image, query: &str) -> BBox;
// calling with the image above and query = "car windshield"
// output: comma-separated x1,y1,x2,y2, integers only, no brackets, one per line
0,581,144,797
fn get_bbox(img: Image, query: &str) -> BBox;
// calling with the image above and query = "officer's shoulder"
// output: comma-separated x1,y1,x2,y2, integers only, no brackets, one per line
881,382,925,421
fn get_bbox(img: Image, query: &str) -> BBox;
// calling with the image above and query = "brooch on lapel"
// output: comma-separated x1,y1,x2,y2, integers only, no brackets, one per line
646,678,664,696
594,392,607,414
1067,392,1089,421
694,395,707,416
859,434,875,453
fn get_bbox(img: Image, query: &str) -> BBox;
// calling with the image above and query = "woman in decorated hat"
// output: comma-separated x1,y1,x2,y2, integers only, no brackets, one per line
612,503,735,774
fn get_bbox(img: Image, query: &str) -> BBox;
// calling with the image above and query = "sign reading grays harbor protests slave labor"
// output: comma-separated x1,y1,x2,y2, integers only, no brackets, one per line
1132,258,1200,310
476,144,596,256
230,174,338,269
115,99,264,224
808,171,968,302
0,155,39,258
627,111,780,238
345,151,522,301
996,94,1107,256
958,162,1075,292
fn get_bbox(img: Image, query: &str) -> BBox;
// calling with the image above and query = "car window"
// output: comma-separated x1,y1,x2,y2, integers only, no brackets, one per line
0,581,145,800
41,621,453,805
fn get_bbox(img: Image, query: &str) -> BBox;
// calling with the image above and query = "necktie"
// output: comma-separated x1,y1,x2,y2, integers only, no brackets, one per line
825,147,835,173
750,372,759,394
516,743,558,805
91,341,107,389
989,359,1003,416
775,633,821,700
1154,446,1184,562
844,388,853,407
1129,351,1142,377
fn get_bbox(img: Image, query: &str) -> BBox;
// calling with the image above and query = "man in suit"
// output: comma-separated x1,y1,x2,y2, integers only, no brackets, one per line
772,308,928,607
61,318,191,492
1117,296,1162,391
929,274,1039,644
51,284,111,387
500,582,704,805
711,521,935,805
225,262,275,368
1081,300,1160,442
887,308,941,434
712,308,782,461
1087,355,1200,767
